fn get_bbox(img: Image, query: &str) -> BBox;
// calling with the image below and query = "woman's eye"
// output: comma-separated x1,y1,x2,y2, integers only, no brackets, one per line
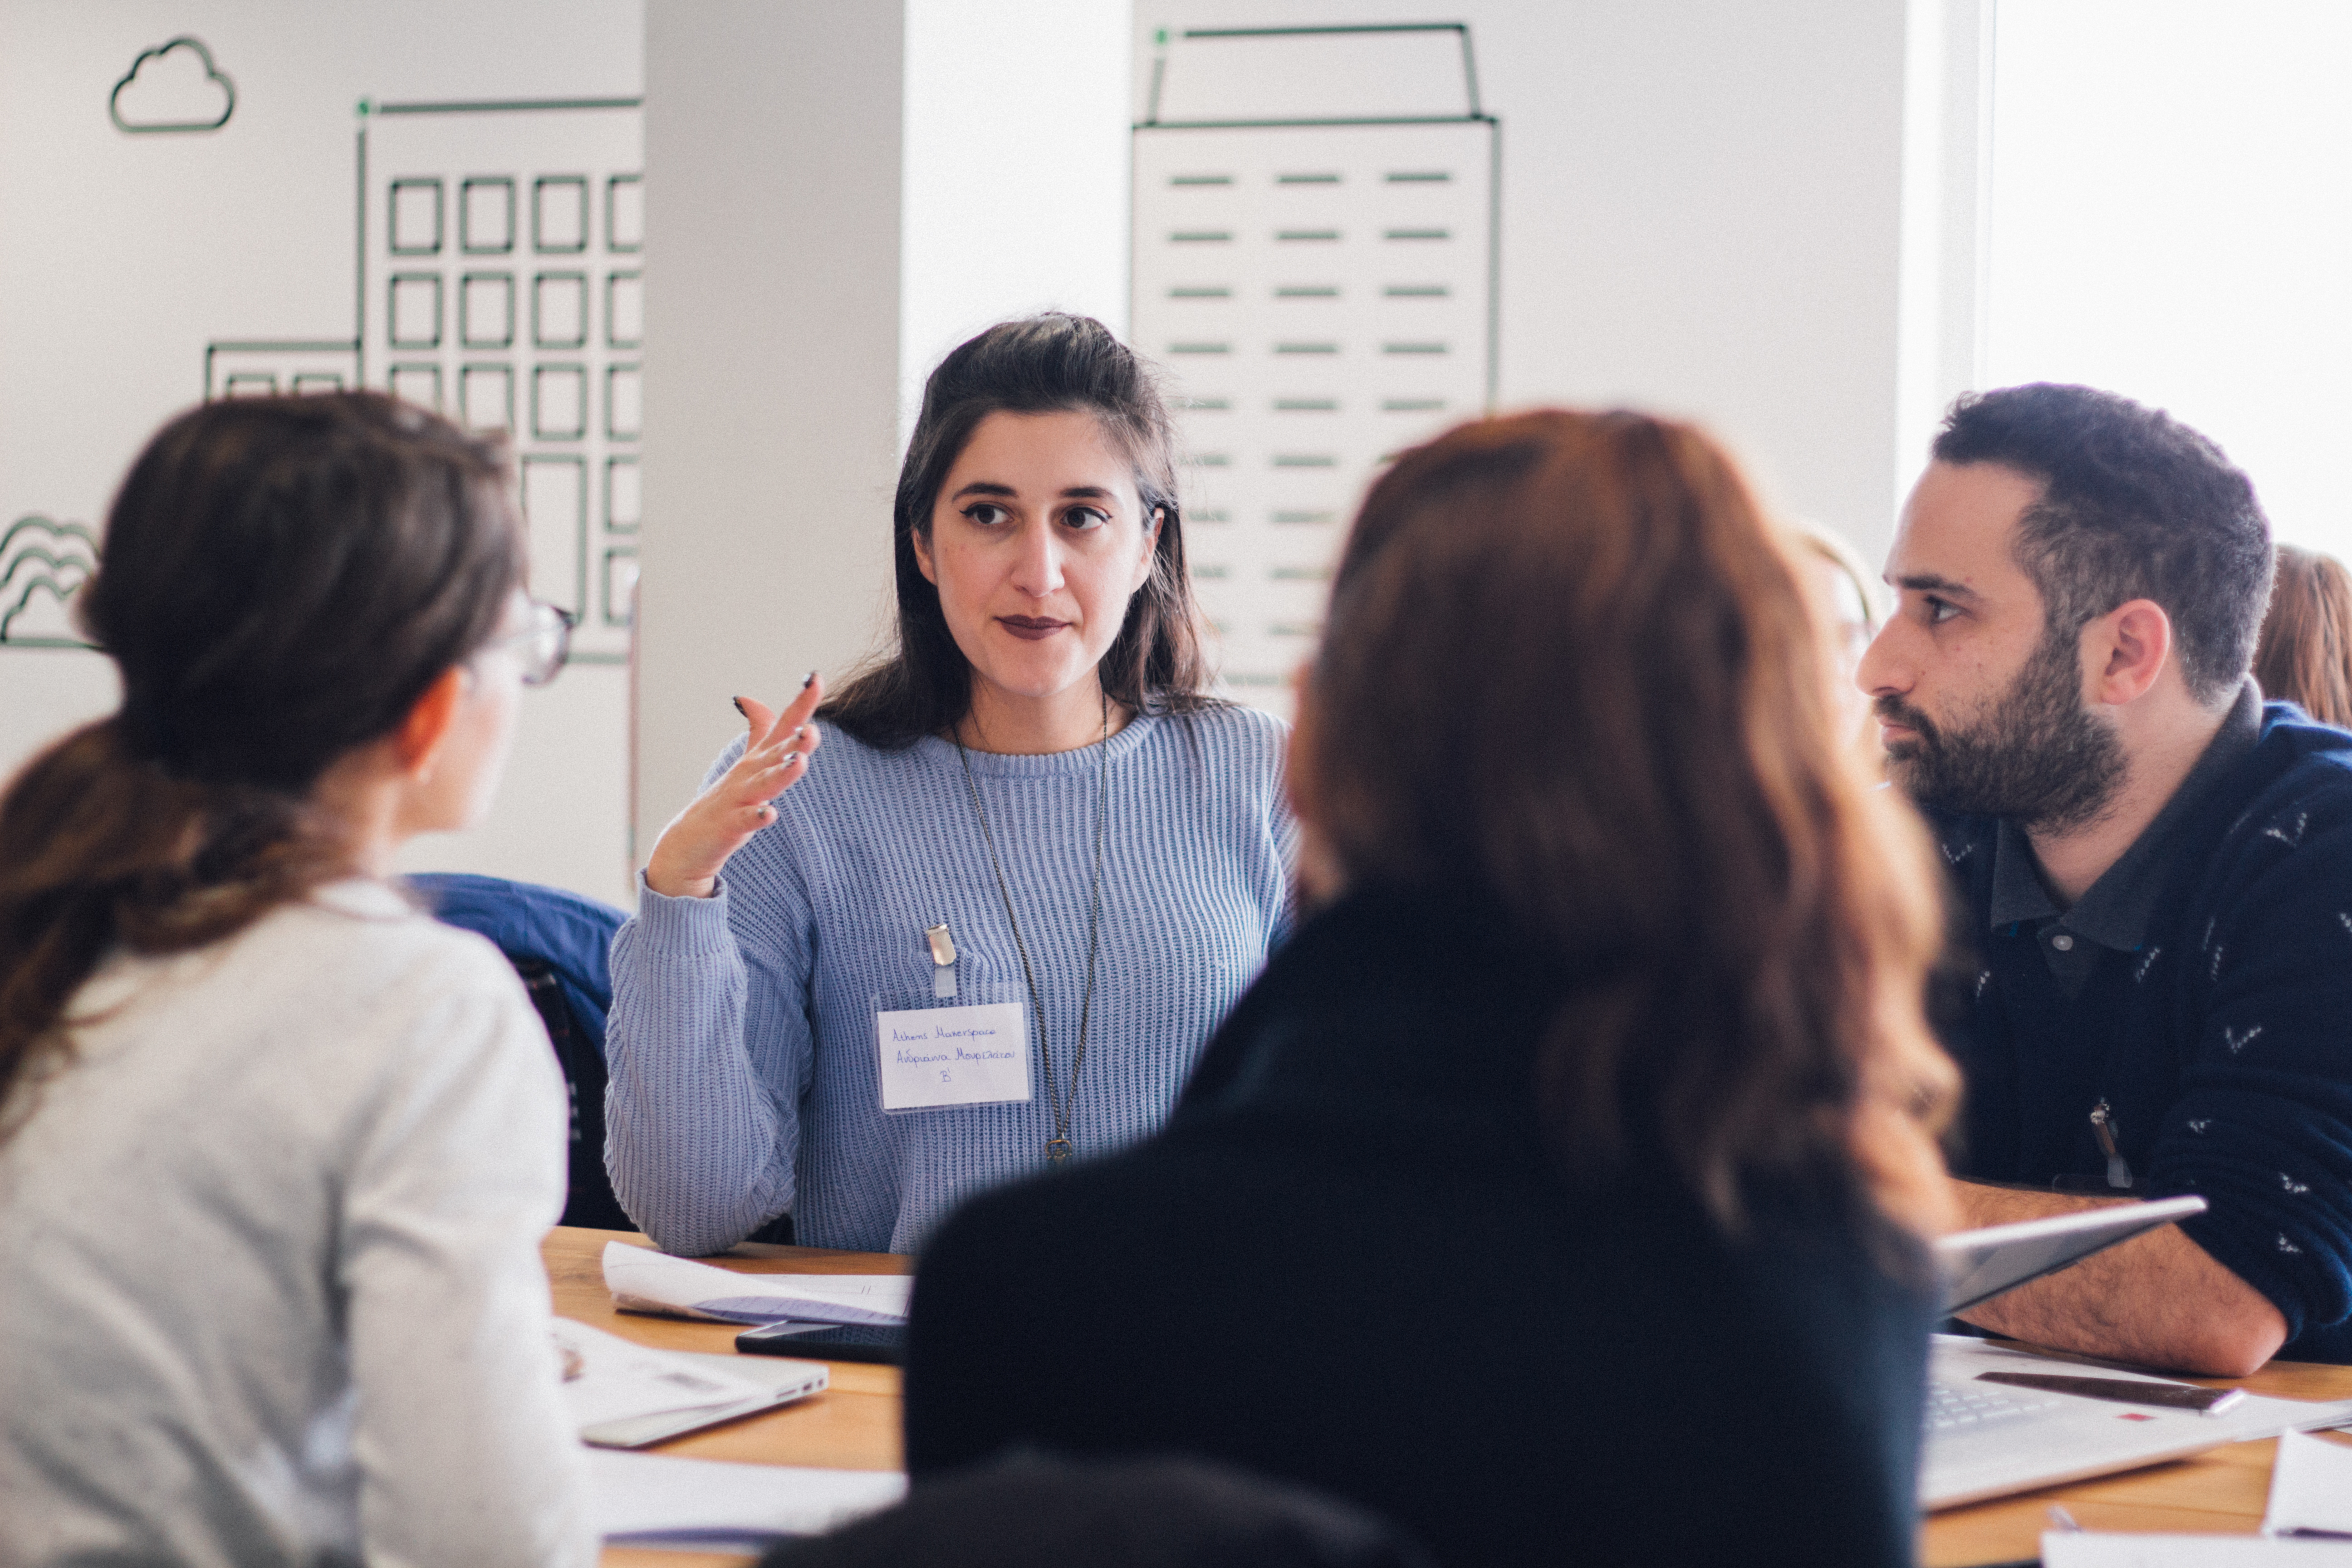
962,503,1011,528
1062,506,1110,532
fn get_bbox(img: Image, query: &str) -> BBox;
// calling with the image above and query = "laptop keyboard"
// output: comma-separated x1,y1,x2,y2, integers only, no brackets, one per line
1926,1380,2067,1432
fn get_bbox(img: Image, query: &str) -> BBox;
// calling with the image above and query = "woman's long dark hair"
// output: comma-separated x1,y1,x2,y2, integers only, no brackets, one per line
0,392,521,1136
1304,411,1957,1233
821,314,1220,748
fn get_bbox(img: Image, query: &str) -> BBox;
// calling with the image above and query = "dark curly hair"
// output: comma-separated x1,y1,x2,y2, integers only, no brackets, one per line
1933,384,2273,704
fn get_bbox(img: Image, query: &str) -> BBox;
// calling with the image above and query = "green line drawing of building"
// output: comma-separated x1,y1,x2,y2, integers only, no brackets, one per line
205,96,644,666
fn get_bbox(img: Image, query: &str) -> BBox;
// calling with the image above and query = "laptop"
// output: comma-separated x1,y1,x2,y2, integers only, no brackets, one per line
1921,1334,2352,1509
1921,1197,2352,1507
1935,1196,2210,1316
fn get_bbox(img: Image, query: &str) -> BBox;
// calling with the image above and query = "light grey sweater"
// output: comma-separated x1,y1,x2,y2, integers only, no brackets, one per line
605,707,1295,1256
0,881,593,1568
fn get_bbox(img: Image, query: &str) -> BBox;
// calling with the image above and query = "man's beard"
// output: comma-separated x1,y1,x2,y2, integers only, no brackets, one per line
1877,624,2126,833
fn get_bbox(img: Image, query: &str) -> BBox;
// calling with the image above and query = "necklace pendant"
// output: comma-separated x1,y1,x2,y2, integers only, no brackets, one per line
1044,1137,1073,1164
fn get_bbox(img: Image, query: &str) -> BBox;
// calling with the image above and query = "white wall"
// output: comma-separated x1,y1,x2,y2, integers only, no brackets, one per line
1897,0,1994,515
1984,0,2352,557
8,0,1952,905
635,0,1133,866
0,0,645,906
637,2,907,872
1133,0,1919,560
900,0,1135,432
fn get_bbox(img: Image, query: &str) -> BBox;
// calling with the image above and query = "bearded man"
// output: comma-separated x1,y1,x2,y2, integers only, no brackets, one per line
1863,383,2352,1374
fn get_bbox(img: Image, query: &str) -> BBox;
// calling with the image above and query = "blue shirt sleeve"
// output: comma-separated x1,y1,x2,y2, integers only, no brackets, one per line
2150,796,2352,1345
603,735,811,1256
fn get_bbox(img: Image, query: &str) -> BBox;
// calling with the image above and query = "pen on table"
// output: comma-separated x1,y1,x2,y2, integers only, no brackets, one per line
2088,1099,2133,1190
1979,1369,2245,1415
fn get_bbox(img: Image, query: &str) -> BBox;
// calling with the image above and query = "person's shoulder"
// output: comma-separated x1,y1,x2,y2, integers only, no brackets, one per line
2209,707,2352,864
2246,705,2352,805
1176,701,1289,750
1137,702,1289,781
249,881,511,987
142,883,535,1093
801,717,948,785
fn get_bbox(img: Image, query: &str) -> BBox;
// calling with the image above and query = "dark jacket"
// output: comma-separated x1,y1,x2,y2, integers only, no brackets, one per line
1930,701,2352,1363
760,1451,1432,1568
905,886,1936,1568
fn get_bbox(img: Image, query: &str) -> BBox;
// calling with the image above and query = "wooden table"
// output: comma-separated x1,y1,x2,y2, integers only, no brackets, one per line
548,1227,909,1568
547,1226,2352,1567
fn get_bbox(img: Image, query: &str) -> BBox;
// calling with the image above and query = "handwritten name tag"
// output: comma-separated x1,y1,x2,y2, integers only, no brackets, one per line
875,1001,1031,1111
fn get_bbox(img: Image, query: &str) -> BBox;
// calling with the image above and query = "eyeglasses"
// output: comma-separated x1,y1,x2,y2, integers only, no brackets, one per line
475,598,575,687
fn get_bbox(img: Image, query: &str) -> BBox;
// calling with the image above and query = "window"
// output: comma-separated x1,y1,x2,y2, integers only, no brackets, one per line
1987,0,2352,555
535,176,589,254
460,273,514,349
388,178,442,255
461,177,515,254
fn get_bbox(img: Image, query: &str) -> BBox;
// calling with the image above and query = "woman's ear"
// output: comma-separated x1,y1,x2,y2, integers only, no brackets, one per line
911,524,939,587
394,667,467,783
1132,506,1165,593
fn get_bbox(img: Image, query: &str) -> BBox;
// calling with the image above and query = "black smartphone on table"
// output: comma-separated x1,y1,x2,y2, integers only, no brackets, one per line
735,1319,906,1365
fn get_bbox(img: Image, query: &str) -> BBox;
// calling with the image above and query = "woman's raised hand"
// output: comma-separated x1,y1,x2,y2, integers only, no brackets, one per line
644,675,825,899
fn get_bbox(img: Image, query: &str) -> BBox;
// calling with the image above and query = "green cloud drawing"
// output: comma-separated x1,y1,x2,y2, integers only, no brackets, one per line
112,37,236,134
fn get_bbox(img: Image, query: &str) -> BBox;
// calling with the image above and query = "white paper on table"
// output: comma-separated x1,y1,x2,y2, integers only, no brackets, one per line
551,1319,825,1447
2267,1429,2352,1538
2042,1534,2352,1566
602,1240,912,1327
585,1447,906,1547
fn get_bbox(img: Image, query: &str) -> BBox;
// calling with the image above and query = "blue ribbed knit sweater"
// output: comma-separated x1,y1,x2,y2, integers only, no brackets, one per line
605,706,1295,1255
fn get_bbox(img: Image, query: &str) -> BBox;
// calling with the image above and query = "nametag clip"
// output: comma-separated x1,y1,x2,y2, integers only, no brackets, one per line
925,922,957,999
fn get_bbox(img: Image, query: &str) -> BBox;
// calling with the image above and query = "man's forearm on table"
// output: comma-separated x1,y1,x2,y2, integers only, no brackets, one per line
1952,1181,2289,1377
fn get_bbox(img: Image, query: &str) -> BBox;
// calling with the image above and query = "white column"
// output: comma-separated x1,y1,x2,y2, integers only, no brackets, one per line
637,0,1130,867
899,0,1135,438
1896,0,1996,516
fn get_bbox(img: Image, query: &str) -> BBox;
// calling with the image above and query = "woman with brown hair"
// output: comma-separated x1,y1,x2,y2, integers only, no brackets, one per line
0,393,591,1565
903,410,1958,1568
2254,543,2352,727
607,314,1292,1257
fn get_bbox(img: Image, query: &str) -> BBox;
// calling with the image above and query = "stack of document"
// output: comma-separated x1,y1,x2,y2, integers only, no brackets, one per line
2032,1413,2352,1563
552,1318,827,1448
602,1241,912,1326
2041,1538,2352,1565
586,1449,907,1550
2268,1428,2352,1539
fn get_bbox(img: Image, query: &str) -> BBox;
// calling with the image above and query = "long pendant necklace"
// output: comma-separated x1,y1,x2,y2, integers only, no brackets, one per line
953,691,1109,1164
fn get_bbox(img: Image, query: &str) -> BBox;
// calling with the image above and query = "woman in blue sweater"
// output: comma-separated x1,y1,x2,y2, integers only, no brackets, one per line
606,315,1294,1255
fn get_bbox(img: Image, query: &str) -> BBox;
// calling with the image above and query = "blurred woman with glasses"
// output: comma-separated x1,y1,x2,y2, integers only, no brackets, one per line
0,392,592,1567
